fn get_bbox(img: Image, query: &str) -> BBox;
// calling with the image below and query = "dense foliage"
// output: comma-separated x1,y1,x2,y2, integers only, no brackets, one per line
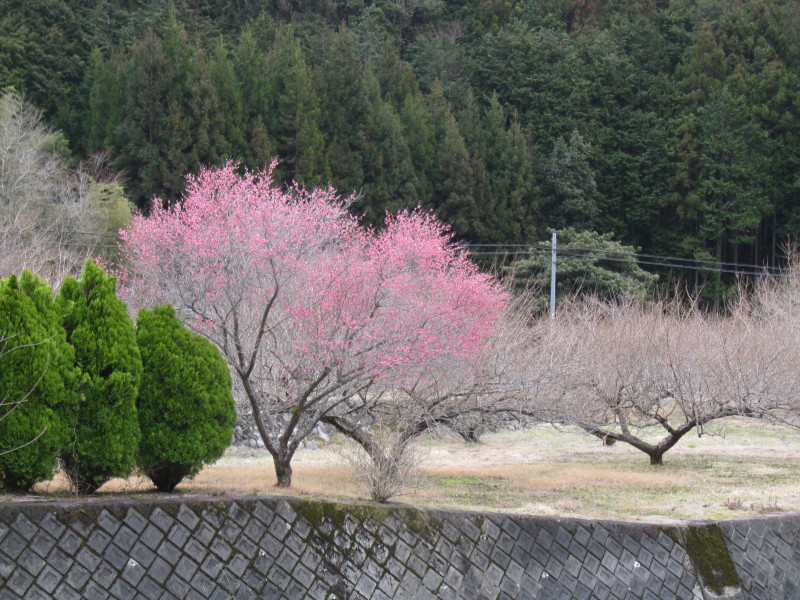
136,305,235,492
509,228,658,311
0,271,76,491
3,0,799,296
57,260,142,494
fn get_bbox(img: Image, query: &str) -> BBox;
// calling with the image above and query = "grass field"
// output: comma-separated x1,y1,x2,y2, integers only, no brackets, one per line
24,418,800,523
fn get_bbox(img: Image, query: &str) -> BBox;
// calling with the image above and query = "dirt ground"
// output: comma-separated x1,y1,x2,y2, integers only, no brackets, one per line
22,418,800,523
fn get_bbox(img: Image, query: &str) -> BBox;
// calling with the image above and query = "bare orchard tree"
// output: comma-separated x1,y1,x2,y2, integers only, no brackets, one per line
323,298,538,501
739,259,800,426
534,297,796,465
0,92,96,283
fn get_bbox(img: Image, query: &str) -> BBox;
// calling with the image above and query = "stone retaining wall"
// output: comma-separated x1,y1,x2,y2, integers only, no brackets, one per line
1,495,798,599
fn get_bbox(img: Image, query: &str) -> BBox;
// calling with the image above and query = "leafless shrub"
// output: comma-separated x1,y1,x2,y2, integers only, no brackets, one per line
339,426,422,503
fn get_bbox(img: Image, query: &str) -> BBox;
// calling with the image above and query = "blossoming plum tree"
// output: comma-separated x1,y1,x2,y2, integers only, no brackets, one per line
120,163,507,487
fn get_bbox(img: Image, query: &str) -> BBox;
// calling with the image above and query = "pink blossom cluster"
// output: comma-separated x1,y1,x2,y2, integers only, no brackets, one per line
119,163,508,399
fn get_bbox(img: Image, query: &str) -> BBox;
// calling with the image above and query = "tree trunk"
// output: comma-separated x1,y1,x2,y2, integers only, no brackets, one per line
273,455,293,488
649,452,664,466
461,427,482,444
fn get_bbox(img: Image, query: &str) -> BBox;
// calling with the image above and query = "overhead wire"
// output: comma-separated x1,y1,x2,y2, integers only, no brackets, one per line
465,243,789,277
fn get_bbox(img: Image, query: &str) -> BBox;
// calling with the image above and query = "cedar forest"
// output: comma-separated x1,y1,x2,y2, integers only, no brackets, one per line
3,0,800,298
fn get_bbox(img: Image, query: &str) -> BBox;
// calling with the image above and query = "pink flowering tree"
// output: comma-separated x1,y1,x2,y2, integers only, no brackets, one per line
119,163,507,487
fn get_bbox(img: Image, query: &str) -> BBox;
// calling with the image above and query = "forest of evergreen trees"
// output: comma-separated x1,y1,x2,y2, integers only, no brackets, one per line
3,0,800,298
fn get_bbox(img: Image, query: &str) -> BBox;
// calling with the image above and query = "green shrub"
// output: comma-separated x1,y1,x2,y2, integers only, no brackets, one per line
58,260,141,494
0,271,77,491
136,305,235,492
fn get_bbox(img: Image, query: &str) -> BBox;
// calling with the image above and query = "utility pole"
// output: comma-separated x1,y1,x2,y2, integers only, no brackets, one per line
550,231,557,317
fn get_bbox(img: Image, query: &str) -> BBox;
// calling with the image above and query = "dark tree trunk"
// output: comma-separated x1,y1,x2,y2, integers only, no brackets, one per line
460,427,482,444
147,463,193,493
273,455,293,488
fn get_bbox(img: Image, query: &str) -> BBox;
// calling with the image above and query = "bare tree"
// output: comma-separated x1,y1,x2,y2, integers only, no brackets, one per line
0,92,98,284
531,297,797,465
323,298,537,500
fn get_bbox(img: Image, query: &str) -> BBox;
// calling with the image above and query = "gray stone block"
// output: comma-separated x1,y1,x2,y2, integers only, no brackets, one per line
39,513,66,539
156,539,181,566
29,530,56,559
176,505,201,531
252,502,274,527
91,562,116,588
123,509,148,534
200,554,223,579
183,538,207,563
147,555,172,585
376,524,398,547
109,576,136,599
138,575,167,600
18,547,46,577
149,508,174,533
64,562,91,590
190,569,216,595
491,544,511,570
355,572,378,597
121,558,146,586
209,536,232,562
36,565,61,596
0,531,26,560
139,523,164,551
165,574,191,597
130,541,156,568
56,527,83,557
109,525,135,552
200,506,225,530
175,555,199,582
11,513,36,541
219,520,242,544
53,582,83,600
44,543,71,573
406,553,427,578
102,541,129,571
81,580,111,600
97,510,121,536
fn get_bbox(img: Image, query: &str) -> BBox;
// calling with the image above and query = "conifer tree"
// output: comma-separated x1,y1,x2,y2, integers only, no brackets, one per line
542,130,599,231
266,28,330,186
0,271,76,491
136,305,235,492
57,260,141,494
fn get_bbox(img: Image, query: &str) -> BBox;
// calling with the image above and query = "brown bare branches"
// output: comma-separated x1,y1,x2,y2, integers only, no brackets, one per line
523,290,800,465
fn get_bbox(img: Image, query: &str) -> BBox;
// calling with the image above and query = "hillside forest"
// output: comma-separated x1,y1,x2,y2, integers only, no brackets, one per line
3,0,800,298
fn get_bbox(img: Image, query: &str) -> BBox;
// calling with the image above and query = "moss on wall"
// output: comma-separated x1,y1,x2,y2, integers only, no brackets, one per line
684,524,741,595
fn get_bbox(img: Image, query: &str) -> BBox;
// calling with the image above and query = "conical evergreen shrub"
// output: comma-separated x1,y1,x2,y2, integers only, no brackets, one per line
136,305,235,492
58,260,141,494
0,271,77,491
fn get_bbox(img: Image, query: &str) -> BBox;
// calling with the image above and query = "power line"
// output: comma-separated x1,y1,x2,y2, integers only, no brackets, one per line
467,244,788,276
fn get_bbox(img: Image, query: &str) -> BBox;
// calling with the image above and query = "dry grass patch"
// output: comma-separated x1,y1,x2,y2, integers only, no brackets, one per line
20,418,800,523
